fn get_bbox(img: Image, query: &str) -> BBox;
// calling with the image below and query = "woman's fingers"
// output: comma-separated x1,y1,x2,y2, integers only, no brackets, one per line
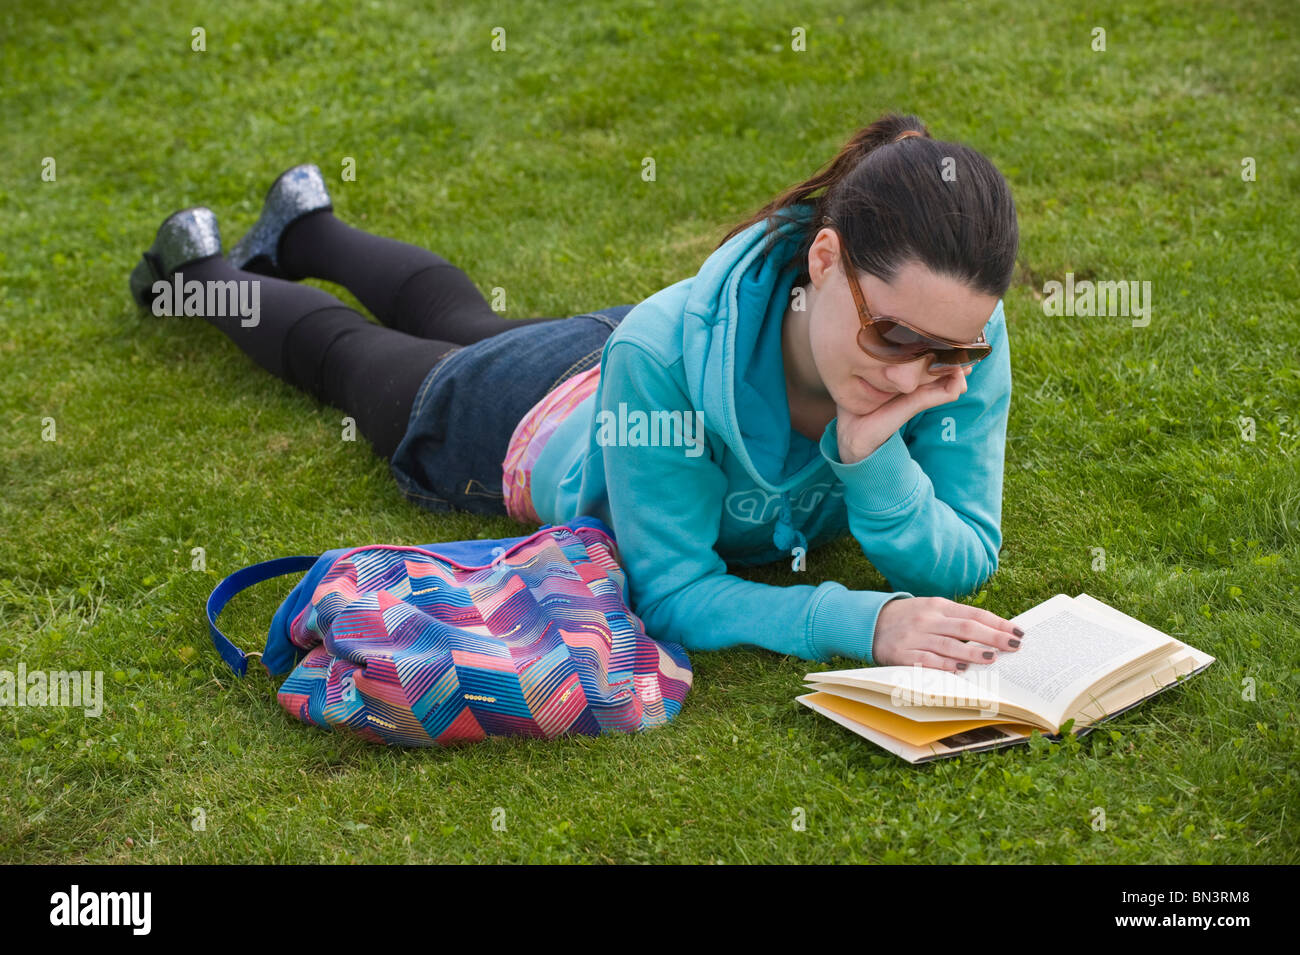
920,633,1008,664
944,599,1023,635
921,367,967,406
951,619,1020,653
904,649,967,673
931,600,1025,652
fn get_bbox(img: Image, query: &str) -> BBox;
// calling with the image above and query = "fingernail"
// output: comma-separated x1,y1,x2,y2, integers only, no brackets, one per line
1013,627,1025,637
982,651,994,660
956,663,968,671
1008,638,1021,648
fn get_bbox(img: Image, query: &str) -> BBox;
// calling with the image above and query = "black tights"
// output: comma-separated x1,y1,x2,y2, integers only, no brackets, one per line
175,211,560,460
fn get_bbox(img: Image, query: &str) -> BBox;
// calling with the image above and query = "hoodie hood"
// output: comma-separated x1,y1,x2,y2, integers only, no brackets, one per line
680,202,822,556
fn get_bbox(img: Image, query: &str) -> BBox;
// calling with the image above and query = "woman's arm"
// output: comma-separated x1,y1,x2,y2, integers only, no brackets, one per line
598,338,913,663
818,300,1013,598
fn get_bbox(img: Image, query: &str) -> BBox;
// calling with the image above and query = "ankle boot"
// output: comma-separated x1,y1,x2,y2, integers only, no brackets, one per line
128,207,222,308
228,163,333,279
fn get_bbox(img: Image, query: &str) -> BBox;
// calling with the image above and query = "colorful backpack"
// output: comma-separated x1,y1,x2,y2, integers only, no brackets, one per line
206,517,693,745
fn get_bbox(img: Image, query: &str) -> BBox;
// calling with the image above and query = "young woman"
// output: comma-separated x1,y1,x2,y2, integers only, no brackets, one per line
129,111,1025,672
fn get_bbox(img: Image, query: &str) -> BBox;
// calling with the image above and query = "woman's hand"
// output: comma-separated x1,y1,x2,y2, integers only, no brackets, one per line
872,596,1024,671
835,366,971,464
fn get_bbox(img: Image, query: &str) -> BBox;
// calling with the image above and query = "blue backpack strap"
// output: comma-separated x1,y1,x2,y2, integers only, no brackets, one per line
207,556,319,676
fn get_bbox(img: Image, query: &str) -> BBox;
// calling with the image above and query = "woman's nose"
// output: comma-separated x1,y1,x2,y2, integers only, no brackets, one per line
883,356,935,393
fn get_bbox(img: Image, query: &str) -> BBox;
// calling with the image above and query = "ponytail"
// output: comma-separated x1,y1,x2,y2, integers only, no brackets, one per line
713,112,1018,301
715,114,929,251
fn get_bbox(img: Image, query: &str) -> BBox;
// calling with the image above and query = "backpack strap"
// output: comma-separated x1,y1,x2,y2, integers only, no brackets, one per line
207,556,319,676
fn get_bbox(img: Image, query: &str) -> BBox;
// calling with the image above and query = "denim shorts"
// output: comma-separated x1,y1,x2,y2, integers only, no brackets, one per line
388,304,635,517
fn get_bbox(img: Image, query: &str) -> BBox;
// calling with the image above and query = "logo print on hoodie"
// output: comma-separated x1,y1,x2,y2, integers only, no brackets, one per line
724,483,843,525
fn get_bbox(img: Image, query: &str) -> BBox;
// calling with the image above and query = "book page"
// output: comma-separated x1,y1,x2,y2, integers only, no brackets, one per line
798,691,1021,746
802,664,1018,715
1071,650,1201,725
964,595,1173,726
800,680,1034,722
796,694,1035,763
1072,593,1215,667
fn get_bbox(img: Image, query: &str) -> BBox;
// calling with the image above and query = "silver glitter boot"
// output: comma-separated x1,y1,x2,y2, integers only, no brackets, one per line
228,163,333,279
128,207,223,309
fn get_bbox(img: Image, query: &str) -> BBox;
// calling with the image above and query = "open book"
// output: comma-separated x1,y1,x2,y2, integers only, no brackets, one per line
797,593,1214,763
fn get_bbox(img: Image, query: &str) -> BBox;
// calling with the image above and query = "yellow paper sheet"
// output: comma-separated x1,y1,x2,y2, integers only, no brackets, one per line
804,691,1035,746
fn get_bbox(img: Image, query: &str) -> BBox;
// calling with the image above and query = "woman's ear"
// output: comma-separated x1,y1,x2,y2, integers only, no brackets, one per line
807,229,839,290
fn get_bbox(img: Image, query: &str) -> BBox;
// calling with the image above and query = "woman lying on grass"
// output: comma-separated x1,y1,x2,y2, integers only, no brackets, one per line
129,111,1025,671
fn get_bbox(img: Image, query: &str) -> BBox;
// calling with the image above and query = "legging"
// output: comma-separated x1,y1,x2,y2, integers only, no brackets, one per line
172,210,561,460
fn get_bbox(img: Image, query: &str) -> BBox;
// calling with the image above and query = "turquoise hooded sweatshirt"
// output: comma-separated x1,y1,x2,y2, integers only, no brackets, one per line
528,202,1012,664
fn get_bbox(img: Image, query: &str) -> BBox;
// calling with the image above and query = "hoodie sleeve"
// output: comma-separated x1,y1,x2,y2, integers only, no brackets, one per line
816,300,1012,598
598,338,913,664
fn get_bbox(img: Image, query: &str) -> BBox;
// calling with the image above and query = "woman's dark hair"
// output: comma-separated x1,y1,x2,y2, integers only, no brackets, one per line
716,112,1019,302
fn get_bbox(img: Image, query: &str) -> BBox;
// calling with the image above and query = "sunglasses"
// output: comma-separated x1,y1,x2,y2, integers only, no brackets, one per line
824,219,992,370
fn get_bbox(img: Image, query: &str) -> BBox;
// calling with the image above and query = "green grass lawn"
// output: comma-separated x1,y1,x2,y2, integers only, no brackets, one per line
1,0,1297,863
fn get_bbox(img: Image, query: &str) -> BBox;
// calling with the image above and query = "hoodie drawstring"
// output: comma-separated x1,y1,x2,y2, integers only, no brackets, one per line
772,490,808,562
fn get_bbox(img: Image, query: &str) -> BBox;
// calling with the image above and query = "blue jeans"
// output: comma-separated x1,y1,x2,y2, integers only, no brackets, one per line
388,305,635,517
